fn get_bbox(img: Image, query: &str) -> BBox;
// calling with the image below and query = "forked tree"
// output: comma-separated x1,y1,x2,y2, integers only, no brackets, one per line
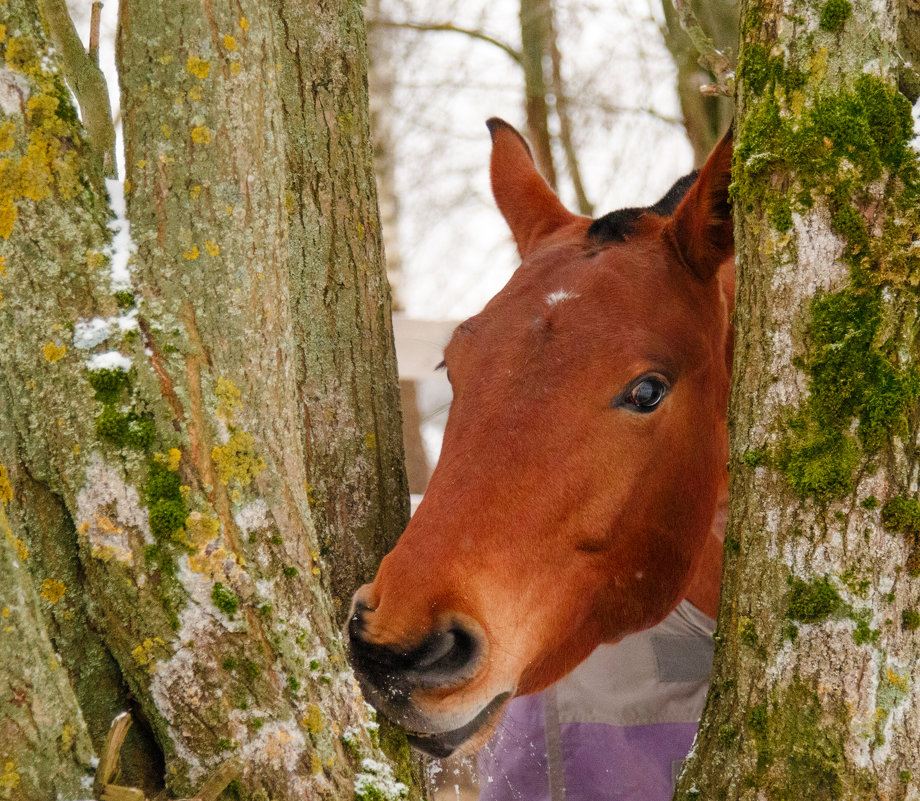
677,0,920,796
0,0,422,799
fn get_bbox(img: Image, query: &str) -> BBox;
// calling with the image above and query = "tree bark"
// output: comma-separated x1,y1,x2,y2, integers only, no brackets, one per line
0,492,96,801
676,0,920,797
0,0,419,798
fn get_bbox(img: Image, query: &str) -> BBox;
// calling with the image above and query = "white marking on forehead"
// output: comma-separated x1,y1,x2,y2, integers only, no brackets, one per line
545,289,579,307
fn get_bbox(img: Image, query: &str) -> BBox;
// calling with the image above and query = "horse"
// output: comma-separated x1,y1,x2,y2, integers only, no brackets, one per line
348,118,735,764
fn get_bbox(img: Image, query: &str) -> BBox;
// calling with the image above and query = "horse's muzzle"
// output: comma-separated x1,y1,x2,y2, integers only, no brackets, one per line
347,600,494,750
348,601,484,691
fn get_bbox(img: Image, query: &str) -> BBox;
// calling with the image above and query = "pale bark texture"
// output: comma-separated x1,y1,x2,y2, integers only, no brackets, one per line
0,499,96,801
675,1,920,798
0,0,418,798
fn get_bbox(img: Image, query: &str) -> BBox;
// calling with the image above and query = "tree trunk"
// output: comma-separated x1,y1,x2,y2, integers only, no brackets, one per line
676,0,920,797
0,0,419,798
519,0,557,188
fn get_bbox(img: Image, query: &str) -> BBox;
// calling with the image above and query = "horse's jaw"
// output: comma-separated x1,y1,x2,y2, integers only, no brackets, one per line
356,676,514,757
402,692,512,757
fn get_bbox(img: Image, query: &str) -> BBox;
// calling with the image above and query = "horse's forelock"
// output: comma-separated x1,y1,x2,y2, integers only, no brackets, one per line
586,170,700,245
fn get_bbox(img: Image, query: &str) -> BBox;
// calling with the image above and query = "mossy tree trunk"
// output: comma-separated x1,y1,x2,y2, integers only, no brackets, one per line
0,0,417,799
675,1,920,798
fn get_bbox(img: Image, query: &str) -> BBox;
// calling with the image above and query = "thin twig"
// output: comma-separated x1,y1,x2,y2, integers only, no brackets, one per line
38,0,117,178
671,0,734,97
100,786,145,801
89,2,103,65
368,18,523,66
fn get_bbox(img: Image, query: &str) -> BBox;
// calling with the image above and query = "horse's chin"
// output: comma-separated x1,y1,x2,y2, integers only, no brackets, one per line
403,692,511,757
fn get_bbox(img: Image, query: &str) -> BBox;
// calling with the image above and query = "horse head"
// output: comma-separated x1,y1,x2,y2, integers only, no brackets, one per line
349,119,734,757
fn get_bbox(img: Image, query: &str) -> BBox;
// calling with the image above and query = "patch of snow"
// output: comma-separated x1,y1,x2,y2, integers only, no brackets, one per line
74,311,139,350
116,309,138,332
86,351,132,372
74,317,113,350
912,95,920,153
355,758,409,800
105,178,136,291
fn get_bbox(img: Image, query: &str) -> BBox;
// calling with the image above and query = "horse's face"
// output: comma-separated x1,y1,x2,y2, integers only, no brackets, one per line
349,120,734,757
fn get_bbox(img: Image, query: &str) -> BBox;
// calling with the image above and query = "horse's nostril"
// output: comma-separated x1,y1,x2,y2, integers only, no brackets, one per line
414,628,456,669
348,614,483,693
409,624,480,683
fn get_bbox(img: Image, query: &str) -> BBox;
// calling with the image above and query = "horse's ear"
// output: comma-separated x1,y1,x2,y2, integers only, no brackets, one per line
665,128,734,281
487,118,576,258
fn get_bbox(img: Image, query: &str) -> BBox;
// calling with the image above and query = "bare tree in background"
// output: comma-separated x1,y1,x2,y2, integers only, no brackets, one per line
363,1,696,328
660,0,737,165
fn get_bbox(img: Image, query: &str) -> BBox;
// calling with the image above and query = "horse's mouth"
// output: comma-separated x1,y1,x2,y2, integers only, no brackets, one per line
405,692,511,757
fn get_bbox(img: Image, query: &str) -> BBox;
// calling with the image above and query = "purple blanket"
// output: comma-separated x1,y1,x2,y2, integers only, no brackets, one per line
477,601,715,801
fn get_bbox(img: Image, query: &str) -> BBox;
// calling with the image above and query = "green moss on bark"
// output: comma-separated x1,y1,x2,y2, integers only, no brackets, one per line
787,576,842,623
881,497,920,575
819,0,853,32
735,65,920,501
742,679,875,798
211,582,239,617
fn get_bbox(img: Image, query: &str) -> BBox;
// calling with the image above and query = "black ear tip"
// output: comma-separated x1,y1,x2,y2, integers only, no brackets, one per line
486,118,533,157
486,117,513,139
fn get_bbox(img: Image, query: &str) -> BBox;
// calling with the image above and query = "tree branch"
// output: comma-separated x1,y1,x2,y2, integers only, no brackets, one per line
38,0,116,177
368,18,523,66
89,2,102,65
671,0,734,97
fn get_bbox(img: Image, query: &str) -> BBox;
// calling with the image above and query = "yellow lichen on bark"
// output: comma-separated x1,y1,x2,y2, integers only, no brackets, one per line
0,122,13,151
215,376,241,422
1,509,28,561
190,126,211,144
0,463,11,504
186,56,210,79
211,431,265,486
42,342,66,362
39,578,66,604
0,761,20,792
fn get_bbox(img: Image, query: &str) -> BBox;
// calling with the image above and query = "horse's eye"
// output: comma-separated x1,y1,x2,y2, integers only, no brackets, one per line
620,376,668,413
